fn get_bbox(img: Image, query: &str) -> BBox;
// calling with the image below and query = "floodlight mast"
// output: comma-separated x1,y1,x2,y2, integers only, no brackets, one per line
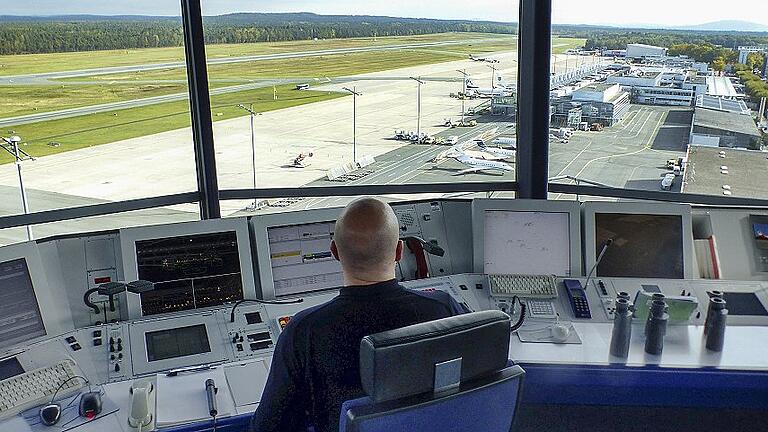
341,86,362,163
409,77,426,139
456,69,469,123
1,135,34,240
236,104,262,211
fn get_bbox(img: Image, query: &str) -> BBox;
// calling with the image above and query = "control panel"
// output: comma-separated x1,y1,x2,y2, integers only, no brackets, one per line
224,304,274,361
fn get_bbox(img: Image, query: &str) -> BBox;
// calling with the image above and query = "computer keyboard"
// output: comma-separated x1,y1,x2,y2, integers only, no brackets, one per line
0,359,85,420
488,274,559,299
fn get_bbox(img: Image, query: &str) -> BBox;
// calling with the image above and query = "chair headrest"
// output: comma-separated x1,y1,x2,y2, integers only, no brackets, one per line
359,310,511,403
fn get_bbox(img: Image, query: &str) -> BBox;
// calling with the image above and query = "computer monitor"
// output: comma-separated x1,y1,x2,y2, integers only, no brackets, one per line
120,218,257,317
251,207,345,300
472,199,583,276
582,202,695,279
0,241,71,354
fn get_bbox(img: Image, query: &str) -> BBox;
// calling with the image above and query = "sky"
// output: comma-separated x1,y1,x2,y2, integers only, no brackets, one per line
1,0,767,27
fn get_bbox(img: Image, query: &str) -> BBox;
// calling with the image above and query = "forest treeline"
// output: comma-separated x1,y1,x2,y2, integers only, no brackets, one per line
0,13,516,55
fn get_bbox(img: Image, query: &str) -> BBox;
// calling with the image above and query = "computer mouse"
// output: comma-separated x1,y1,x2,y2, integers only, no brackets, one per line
551,323,571,342
79,391,103,420
39,404,61,426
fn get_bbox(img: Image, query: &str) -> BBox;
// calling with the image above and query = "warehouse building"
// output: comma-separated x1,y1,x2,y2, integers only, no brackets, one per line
626,43,668,59
690,96,762,149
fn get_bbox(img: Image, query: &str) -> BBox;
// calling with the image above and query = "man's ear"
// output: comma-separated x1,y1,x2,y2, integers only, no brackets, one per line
330,240,340,261
395,240,404,262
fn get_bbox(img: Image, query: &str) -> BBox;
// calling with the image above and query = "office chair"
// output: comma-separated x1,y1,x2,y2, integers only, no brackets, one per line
339,310,525,432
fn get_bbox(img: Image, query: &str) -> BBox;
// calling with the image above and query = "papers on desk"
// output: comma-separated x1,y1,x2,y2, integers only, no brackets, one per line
156,367,235,427
224,358,271,408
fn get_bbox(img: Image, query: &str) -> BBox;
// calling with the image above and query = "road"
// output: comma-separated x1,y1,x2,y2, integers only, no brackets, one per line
0,37,512,85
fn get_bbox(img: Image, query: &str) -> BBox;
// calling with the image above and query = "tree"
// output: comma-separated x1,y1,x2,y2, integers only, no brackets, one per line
712,58,726,72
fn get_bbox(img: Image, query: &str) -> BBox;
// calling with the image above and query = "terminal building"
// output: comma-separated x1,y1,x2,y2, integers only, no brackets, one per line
1,3,768,432
551,83,630,126
606,67,708,106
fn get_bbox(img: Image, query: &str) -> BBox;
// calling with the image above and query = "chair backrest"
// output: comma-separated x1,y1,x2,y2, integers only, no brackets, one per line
340,311,524,432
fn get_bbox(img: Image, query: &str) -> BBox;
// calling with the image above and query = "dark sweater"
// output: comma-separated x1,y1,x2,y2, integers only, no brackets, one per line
250,279,464,432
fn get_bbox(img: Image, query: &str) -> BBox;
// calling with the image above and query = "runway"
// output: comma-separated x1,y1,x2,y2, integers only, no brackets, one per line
0,37,511,85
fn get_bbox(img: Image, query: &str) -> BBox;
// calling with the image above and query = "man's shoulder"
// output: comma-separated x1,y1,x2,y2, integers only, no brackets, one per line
401,287,461,313
284,299,338,329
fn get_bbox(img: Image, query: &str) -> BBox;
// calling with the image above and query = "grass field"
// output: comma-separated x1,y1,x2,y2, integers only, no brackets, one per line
0,32,508,77
0,83,189,118
0,85,344,164
0,34,586,164
0,36,582,120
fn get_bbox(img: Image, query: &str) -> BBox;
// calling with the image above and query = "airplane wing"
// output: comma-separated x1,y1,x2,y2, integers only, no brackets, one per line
452,167,486,176
478,153,508,161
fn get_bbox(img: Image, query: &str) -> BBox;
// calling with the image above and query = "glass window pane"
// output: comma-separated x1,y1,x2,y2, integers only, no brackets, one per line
200,2,525,214
550,0,768,202
0,2,200,244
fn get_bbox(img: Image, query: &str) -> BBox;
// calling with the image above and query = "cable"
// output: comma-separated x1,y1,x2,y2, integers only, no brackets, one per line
396,261,405,282
50,375,90,404
212,415,217,432
509,296,527,333
83,288,101,314
230,298,303,322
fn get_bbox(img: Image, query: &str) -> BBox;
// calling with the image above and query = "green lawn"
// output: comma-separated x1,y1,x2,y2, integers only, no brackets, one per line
0,32,509,77
0,83,189,118
0,35,586,164
0,85,345,164
65,39,523,83
1,35,523,120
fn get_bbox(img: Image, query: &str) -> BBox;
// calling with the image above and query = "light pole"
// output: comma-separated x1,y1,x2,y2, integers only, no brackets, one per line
1,135,33,240
487,64,498,88
236,104,262,211
409,77,425,140
456,69,469,124
341,86,362,163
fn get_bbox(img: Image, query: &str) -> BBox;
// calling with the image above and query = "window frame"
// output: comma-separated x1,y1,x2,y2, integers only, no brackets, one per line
1,0,766,234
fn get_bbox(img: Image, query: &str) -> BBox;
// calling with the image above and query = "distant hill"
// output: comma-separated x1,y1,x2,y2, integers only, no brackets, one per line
0,12,513,26
555,20,768,34
675,20,768,32
0,12,516,55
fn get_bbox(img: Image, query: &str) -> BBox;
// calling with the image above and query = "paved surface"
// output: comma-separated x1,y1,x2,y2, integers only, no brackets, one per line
549,105,691,199
268,104,691,212
0,52,615,244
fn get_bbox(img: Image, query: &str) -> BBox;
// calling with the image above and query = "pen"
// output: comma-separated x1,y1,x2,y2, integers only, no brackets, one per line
165,364,217,377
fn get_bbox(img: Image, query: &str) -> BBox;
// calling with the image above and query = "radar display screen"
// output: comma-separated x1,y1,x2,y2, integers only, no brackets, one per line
136,231,244,315
268,221,343,298
145,324,211,362
483,210,572,276
595,213,684,279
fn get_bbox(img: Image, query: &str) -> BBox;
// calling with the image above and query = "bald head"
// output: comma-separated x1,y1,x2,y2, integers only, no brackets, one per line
331,197,402,284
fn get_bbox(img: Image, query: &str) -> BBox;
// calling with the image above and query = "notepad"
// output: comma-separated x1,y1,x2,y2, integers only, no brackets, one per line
156,367,235,427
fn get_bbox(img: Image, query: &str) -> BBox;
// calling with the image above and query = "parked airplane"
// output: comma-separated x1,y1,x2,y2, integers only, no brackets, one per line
491,136,517,148
436,145,514,175
464,78,514,98
477,142,516,160
469,54,500,63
